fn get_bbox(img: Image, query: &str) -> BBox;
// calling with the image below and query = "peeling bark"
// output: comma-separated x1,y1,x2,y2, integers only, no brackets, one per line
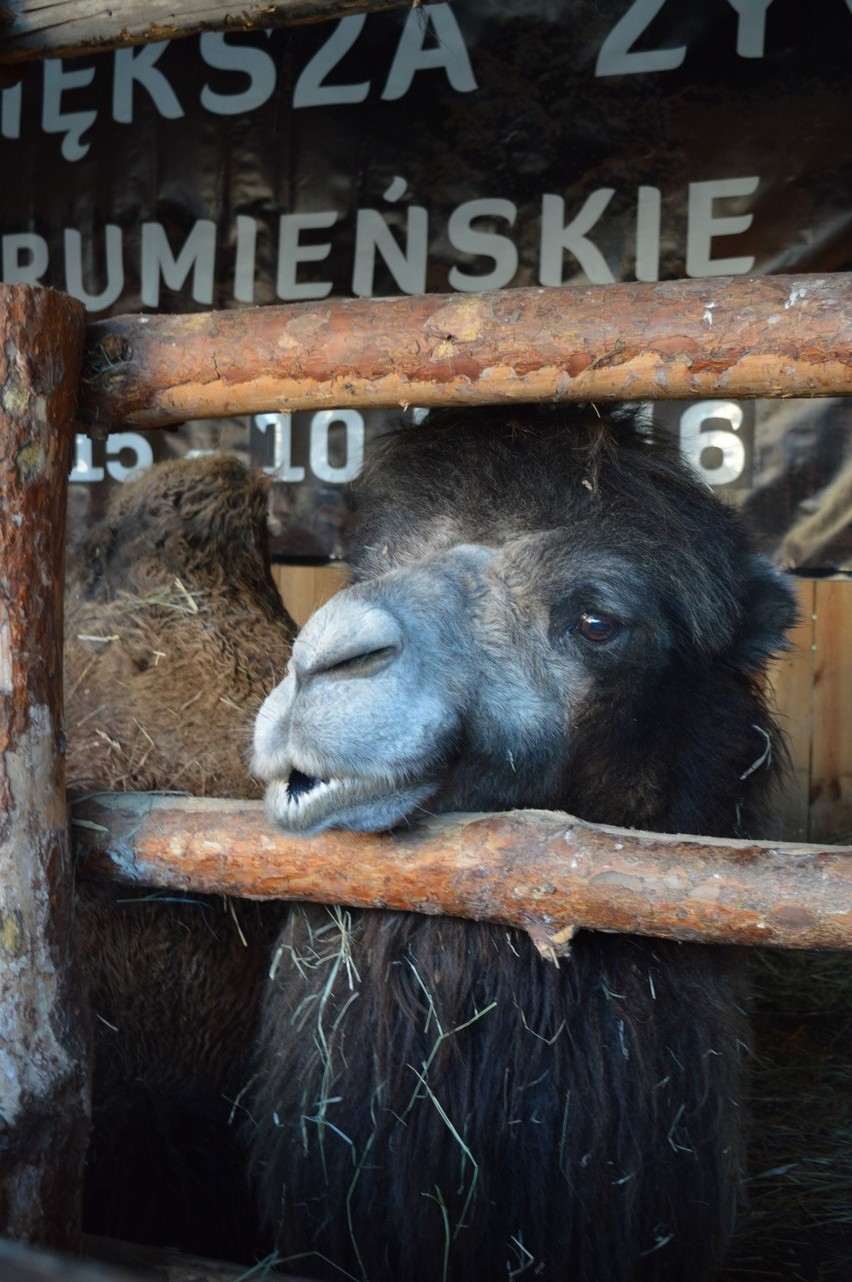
0,284,90,1248
0,1,410,66
80,275,852,432
72,793,852,955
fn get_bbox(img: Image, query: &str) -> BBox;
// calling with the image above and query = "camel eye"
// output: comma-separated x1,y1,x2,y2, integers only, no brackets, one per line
576,611,621,643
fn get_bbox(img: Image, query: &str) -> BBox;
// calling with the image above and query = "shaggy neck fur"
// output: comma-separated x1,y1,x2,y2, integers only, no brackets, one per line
248,404,796,1282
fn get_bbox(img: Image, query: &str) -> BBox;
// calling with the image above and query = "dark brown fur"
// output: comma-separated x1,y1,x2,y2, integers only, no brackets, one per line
247,405,797,1281
68,456,293,1259
66,455,293,797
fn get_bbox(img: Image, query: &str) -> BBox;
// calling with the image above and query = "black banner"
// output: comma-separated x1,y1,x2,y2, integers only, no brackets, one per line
4,1,851,567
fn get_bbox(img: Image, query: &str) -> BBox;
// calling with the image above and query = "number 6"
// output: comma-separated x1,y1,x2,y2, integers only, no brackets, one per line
679,401,745,485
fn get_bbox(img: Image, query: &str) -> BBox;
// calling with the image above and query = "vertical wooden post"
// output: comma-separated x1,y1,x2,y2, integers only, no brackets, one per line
0,284,90,1248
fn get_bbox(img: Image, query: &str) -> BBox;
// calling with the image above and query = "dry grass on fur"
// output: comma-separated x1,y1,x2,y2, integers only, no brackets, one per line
279,913,852,1282
65,456,295,798
276,907,506,1282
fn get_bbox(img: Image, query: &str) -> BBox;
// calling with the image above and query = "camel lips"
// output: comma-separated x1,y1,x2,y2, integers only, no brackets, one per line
286,768,327,802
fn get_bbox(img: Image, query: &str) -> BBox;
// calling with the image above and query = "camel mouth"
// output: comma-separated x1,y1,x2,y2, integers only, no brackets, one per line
285,768,327,802
264,768,437,837
264,771,340,834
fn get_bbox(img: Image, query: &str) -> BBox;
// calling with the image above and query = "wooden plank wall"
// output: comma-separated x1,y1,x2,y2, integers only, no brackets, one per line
810,580,852,842
275,567,852,846
272,562,349,632
767,578,852,844
767,580,815,843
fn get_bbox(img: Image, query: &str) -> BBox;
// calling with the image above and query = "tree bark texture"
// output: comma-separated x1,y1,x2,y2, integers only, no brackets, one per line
0,1,410,66
0,284,90,1249
72,793,852,957
79,274,852,432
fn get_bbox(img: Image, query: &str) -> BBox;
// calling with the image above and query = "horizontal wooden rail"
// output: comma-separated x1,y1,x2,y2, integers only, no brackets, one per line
72,792,852,957
80,274,852,432
0,1,409,66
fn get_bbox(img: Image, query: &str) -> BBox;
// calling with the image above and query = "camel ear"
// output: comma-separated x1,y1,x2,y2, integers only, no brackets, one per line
733,556,799,672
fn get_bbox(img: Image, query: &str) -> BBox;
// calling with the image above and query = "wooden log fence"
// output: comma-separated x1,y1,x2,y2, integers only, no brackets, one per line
0,1,411,67
0,0,850,1261
80,274,852,433
0,285,90,1249
2,263,852,1263
72,793,852,957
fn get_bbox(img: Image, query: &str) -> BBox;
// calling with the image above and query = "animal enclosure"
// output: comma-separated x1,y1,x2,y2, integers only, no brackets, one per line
2,274,852,1281
1,1,851,1277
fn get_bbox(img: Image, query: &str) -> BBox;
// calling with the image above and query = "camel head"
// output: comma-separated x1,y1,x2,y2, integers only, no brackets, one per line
253,404,796,838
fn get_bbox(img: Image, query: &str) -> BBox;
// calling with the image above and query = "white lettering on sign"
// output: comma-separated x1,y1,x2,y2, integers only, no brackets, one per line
293,15,370,108
71,433,154,483
64,227,125,311
447,199,519,292
2,5,477,159
71,435,104,483
679,401,746,485
635,186,661,282
726,0,776,58
1,79,21,139
310,411,365,483
199,33,277,115
686,176,759,277
71,409,748,493
381,3,477,100
596,0,686,77
104,433,155,482
42,59,97,161
234,215,258,305
539,190,617,285
256,413,305,483
72,415,368,489
113,42,184,124
140,220,216,307
352,181,428,296
294,3,476,108
596,0,780,76
2,233,49,285
256,411,365,485
276,212,338,301
1,175,763,309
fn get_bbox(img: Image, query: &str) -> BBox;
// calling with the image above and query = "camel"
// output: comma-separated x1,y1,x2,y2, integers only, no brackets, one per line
65,454,294,798
65,455,294,1259
249,403,797,1282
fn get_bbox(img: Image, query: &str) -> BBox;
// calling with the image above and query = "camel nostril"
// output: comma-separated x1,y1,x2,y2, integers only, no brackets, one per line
292,601,403,684
327,644,399,678
286,769,326,801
